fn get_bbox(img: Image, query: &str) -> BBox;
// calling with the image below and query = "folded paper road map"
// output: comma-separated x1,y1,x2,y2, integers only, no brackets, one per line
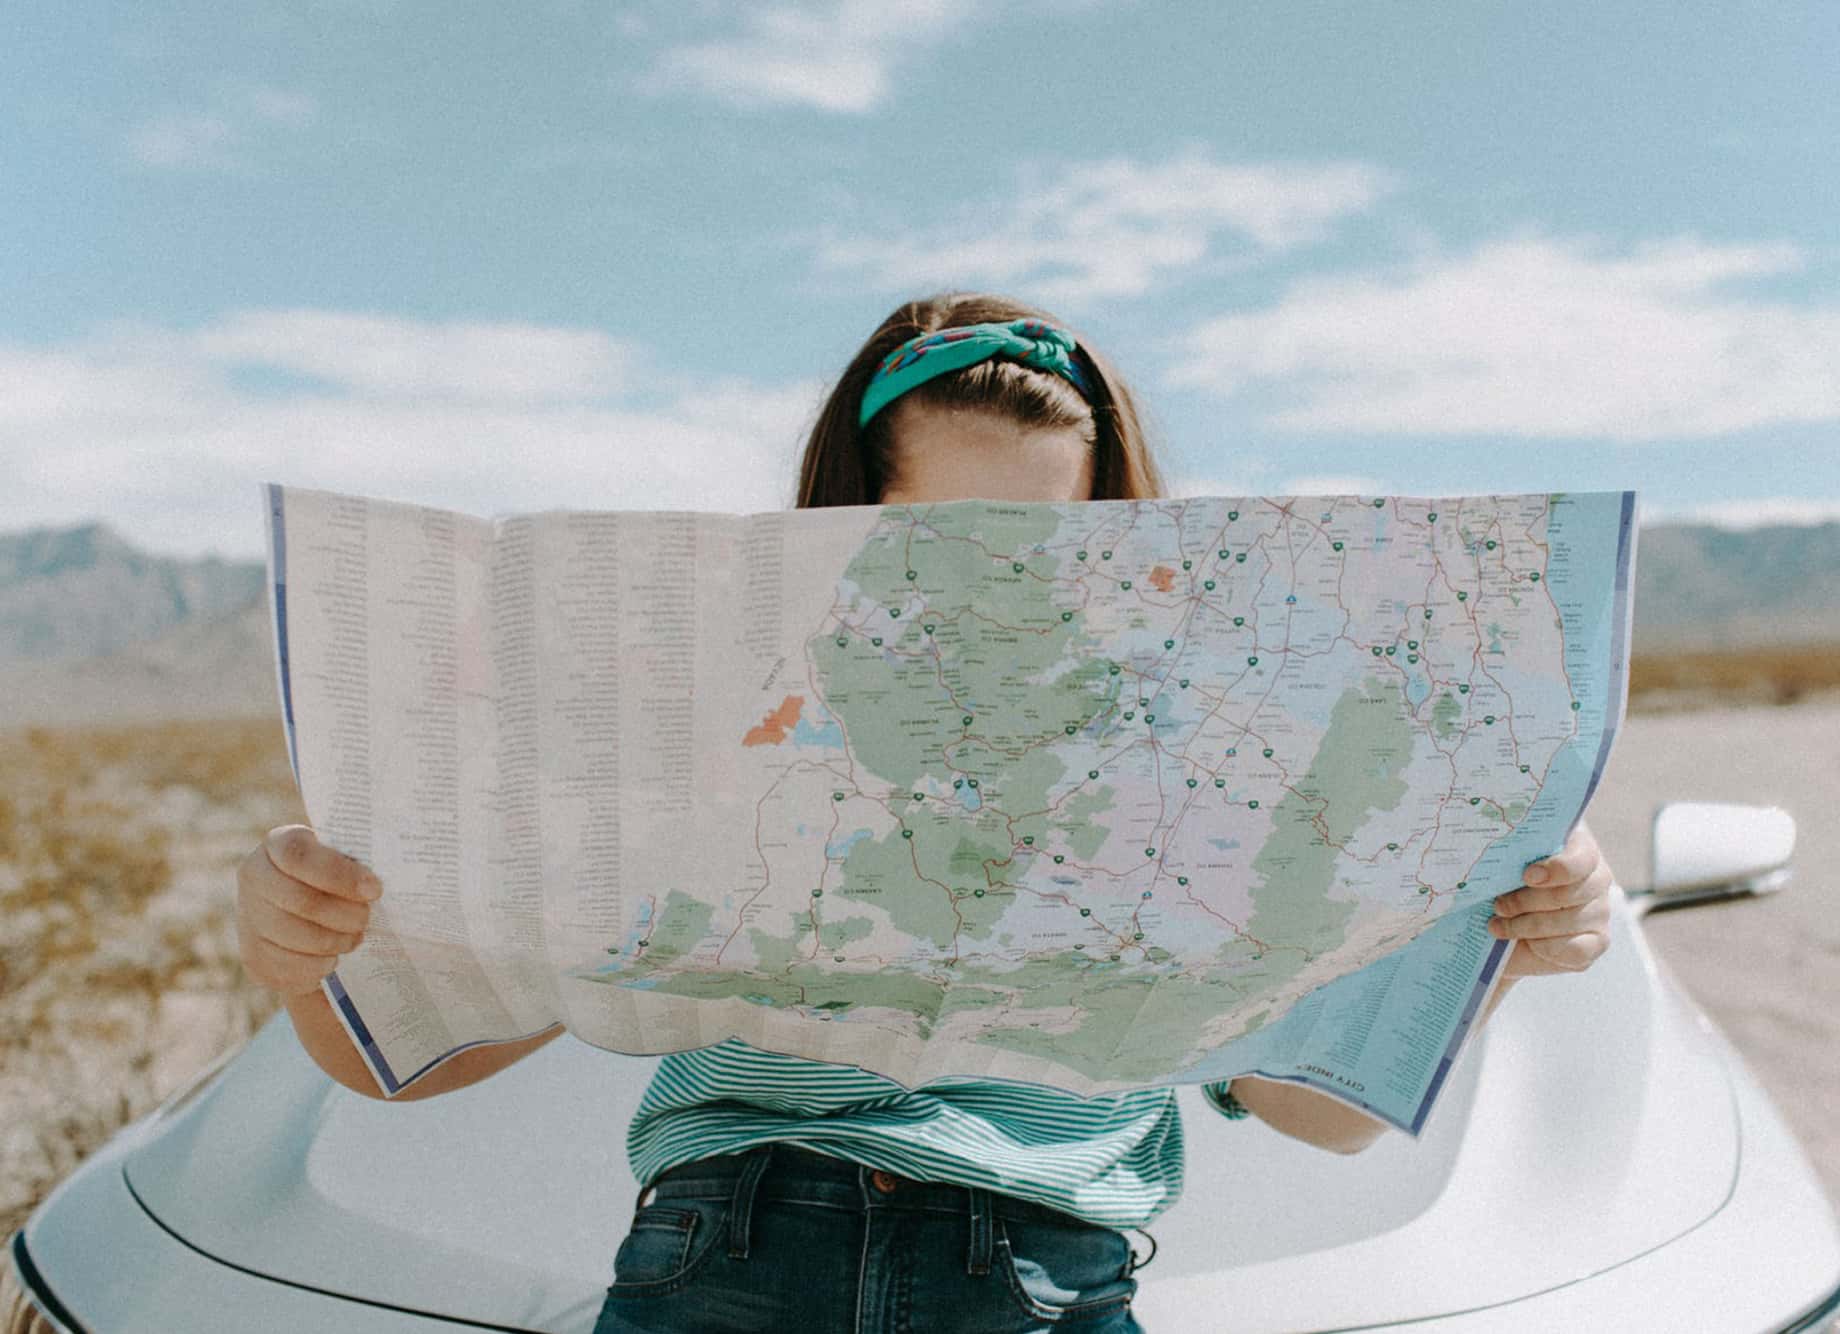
262,483,1635,1133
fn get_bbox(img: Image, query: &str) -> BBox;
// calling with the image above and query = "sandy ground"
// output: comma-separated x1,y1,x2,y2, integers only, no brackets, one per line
0,720,299,1237
2,695,1837,1239
1583,691,1840,1205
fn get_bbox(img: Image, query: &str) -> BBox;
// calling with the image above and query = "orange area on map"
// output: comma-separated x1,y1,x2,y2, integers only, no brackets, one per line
743,695,804,746
1147,565,1177,593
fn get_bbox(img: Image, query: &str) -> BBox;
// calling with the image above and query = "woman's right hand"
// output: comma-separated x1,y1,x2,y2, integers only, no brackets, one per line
236,824,382,1000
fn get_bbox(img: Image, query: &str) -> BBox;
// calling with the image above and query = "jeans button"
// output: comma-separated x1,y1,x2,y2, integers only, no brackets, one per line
870,1170,901,1194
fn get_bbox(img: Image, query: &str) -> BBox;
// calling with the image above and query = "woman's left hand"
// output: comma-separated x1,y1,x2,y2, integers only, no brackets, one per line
1489,820,1615,978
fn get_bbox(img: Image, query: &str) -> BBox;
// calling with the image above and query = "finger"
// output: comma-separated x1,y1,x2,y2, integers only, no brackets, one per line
265,824,381,902
1490,894,1611,941
1495,859,1613,916
248,890,366,957
251,937,344,994
264,871,372,936
1501,942,1557,980
1521,825,1599,889
1522,930,1610,973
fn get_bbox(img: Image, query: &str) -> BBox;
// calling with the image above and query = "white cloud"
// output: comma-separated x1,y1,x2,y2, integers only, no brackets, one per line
1276,473,1390,496
640,0,976,113
188,311,639,403
127,84,317,169
1644,496,1840,530
1165,231,1840,440
0,313,826,560
1172,471,1411,502
1170,474,1259,500
127,113,237,168
240,85,317,128
811,149,1395,304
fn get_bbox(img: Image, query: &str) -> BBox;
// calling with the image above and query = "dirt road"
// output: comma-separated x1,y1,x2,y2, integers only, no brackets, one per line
1585,692,1840,1204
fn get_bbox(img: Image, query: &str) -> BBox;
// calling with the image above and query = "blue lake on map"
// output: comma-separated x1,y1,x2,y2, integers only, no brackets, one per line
794,715,844,747
1407,674,1431,709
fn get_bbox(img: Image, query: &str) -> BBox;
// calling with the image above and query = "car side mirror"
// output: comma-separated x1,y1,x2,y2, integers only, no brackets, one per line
1629,801,1796,917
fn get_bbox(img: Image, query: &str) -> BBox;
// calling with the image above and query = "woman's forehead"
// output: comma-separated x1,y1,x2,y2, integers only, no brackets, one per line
888,401,1084,451
880,402,1094,504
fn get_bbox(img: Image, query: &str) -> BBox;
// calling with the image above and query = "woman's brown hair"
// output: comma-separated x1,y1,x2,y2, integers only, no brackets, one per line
795,291,1168,508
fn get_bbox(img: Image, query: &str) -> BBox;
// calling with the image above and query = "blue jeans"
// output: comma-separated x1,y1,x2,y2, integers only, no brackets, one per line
592,1143,1150,1332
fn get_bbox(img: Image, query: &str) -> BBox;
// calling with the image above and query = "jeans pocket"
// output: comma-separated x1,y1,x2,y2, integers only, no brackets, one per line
608,1198,730,1293
994,1213,1139,1321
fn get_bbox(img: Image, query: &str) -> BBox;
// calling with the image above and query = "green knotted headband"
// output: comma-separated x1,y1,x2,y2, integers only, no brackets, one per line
858,318,1094,428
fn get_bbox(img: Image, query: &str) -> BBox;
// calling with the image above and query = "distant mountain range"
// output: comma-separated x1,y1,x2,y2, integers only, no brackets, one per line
0,523,272,727
0,517,1834,728
1628,522,1840,653
0,521,262,661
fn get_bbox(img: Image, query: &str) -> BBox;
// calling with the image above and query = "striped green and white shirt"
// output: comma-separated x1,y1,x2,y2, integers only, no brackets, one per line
628,1040,1251,1229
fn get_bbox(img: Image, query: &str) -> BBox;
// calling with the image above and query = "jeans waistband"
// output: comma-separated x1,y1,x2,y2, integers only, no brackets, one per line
645,1143,1101,1229
643,1143,1157,1276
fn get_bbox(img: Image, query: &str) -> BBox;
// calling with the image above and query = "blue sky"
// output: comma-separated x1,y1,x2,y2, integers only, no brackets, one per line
3,0,1837,559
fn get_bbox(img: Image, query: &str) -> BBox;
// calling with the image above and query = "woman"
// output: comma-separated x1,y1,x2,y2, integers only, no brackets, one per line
236,291,1616,1333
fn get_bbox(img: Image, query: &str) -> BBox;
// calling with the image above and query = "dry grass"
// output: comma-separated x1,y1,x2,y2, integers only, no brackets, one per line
0,718,304,1236
1629,643,1840,713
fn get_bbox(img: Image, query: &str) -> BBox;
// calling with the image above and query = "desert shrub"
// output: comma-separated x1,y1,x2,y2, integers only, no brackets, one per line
0,717,300,1235
1629,644,1840,712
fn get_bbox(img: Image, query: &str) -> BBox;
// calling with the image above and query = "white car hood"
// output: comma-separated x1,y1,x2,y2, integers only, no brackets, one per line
123,890,1738,1332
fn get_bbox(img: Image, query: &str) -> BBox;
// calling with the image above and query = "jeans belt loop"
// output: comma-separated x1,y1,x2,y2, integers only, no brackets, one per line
966,1185,993,1276
1126,1225,1158,1275
727,1144,775,1260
